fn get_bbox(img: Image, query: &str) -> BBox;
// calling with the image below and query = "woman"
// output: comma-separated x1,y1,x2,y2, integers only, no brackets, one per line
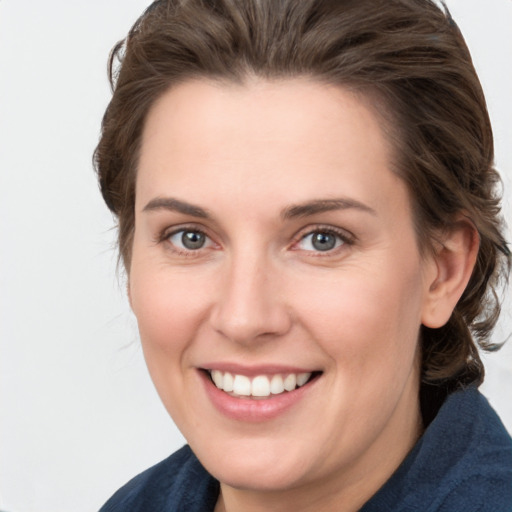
95,0,511,510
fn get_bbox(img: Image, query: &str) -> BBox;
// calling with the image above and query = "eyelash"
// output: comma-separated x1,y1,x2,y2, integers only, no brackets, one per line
157,225,214,257
292,225,355,255
157,224,355,256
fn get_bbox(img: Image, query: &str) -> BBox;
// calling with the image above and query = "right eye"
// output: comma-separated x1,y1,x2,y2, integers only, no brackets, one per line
166,229,214,252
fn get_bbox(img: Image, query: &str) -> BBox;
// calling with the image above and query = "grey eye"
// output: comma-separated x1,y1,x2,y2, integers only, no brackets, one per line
298,231,344,252
182,231,205,249
311,232,337,251
168,230,210,251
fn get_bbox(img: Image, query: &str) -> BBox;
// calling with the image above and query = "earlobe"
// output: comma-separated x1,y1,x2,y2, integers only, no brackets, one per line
421,220,479,329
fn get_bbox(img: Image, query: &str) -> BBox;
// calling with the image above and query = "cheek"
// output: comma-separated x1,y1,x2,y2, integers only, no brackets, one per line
295,262,425,379
129,268,213,398
129,271,214,429
131,265,211,345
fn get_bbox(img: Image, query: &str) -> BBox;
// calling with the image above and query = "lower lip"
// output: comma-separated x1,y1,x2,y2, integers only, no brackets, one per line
200,371,318,422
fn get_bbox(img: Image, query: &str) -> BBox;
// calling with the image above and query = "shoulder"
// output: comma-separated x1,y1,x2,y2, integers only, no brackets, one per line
99,445,219,512
435,472,512,512
362,387,512,512
430,388,512,511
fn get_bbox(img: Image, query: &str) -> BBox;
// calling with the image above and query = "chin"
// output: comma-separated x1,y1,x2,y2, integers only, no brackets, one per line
210,462,307,493
190,436,314,492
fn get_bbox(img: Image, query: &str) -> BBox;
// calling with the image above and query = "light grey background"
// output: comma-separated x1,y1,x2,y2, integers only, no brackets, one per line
0,1,510,511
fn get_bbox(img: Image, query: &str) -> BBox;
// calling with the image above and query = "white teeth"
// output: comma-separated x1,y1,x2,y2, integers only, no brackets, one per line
211,370,223,388
283,374,297,391
297,373,310,387
233,374,251,396
270,374,285,395
223,372,234,392
251,375,271,397
209,370,313,398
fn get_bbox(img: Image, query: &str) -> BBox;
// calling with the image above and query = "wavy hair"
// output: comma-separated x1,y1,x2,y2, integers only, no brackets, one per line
94,0,510,391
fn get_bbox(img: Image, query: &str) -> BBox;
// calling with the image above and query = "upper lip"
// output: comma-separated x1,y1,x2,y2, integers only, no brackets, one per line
199,363,320,377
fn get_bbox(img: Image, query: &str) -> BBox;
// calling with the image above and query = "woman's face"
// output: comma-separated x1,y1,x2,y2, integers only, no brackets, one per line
130,79,437,500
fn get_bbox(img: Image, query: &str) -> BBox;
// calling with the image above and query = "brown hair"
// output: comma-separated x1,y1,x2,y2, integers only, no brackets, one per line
94,0,510,390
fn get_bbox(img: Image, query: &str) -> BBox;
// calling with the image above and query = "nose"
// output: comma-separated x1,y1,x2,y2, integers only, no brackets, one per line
209,251,292,345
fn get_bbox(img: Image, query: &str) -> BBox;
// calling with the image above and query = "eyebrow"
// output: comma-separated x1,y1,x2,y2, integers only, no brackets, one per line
141,196,377,220
142,197,210,218
282,198,377,219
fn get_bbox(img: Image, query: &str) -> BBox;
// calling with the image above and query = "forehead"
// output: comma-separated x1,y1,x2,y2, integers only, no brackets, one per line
141,78,388,147
136,78,408,220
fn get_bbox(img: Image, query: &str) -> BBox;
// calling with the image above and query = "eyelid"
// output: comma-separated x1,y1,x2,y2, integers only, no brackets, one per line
290,224,355,253
157,224,218,254
155,222,354,255
158,224,205,242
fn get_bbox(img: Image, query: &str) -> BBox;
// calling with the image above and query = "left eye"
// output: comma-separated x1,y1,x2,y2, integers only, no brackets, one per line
168,229,213,251
297,231,345,252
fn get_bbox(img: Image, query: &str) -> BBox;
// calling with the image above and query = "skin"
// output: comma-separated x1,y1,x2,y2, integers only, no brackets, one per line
128,78,477,511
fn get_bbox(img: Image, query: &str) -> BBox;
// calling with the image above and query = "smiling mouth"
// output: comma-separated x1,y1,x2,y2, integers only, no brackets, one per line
205,369,321,399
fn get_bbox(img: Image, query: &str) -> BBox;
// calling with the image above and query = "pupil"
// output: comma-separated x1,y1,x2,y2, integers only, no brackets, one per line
182,231,205,250
312,232,335,251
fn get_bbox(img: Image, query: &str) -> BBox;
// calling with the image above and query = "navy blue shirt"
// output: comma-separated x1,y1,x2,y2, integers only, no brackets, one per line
100,387,512,511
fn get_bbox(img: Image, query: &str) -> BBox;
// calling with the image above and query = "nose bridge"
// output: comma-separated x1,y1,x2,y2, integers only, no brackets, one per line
210,245,290,343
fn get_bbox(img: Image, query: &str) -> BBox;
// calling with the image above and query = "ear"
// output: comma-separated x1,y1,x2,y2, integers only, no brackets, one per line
421,219,479,328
